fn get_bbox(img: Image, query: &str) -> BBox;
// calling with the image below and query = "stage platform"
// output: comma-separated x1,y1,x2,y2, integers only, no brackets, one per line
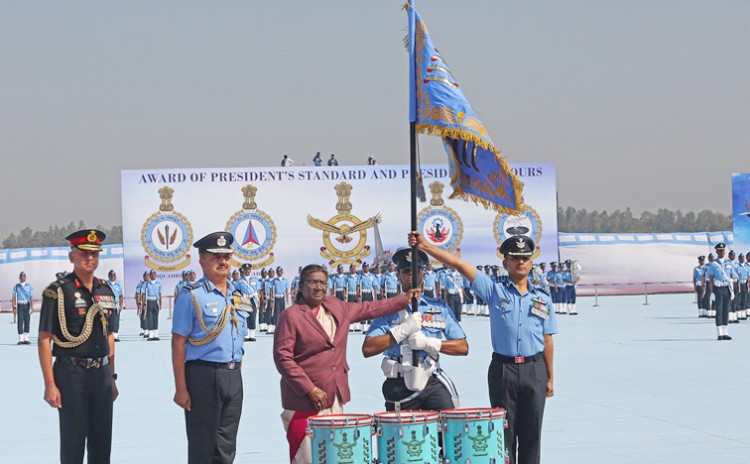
1,293,748,463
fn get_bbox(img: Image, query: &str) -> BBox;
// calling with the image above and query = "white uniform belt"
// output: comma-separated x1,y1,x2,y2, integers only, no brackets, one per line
275,295,285,299
16,300,29,304
714,281,729,287
447,289,459,294
423,286,434,291
361,288,373,293
147,297,158,301
385,356,439,373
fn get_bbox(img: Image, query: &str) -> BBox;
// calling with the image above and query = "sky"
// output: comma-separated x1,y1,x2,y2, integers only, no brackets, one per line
1,0,748,238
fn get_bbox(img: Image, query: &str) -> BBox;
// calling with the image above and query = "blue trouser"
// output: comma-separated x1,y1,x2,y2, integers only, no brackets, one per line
489,353,547,464
565,286,576,304
262,296,273,324
549,287,558,303
272,297,285,325
16,302,30,334
184,362,242,464
146,301,159,330
695,286,704,310
714,287,730,326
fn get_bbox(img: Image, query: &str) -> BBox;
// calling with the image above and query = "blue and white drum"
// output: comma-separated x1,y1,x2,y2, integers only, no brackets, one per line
374,410,440,464
440,407,507,464
308,414,373,464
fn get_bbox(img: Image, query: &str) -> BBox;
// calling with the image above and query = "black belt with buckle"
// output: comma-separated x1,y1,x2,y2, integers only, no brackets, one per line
187,359,241,370
492,352,543,364
60,356,109,369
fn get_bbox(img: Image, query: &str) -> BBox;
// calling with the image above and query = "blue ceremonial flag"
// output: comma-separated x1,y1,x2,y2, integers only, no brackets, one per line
406,2,524,214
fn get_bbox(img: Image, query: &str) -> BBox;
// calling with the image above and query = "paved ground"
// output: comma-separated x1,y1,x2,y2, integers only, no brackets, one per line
1,293,749,463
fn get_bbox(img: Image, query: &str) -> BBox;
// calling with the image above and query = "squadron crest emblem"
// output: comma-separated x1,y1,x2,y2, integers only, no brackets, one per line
493,205,542,259
141,186,193,272
225,184,277,269
417,181,463,262
307,182,380,267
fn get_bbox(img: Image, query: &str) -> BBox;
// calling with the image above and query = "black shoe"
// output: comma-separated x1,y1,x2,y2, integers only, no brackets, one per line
24,340,31,345
17,341,23,345
718,336,723,340
114,338,120,342
246,337,256,342
724,334,732,340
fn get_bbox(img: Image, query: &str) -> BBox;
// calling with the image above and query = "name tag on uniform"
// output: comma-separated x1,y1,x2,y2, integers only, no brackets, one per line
530,297,550,320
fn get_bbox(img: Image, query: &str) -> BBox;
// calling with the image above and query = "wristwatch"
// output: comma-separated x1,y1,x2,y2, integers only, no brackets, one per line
112,373,118,381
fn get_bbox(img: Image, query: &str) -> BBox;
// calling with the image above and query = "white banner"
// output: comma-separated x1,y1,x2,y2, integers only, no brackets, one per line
121,163,558,298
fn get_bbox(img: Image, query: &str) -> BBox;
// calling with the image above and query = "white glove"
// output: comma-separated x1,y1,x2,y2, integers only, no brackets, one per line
407,331,442,356
389,312,422,343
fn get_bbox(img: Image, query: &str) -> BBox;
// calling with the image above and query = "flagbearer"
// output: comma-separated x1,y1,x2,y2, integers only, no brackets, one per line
38,229,119,464
13,271,34,345
363,248,467,412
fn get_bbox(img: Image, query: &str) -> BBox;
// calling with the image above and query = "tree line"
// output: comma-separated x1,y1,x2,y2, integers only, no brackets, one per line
557,207,731,233
0,208,732,248
1,221,123,249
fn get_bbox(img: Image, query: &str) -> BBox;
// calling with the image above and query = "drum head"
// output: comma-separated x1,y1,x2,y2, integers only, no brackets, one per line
307,414,372,427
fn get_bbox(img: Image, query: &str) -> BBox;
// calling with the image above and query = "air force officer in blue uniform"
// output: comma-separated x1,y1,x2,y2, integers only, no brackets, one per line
171,232,251,464
409,230,557,464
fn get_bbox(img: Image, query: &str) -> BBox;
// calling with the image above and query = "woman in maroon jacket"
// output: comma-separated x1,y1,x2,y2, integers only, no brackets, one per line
274,264,421,463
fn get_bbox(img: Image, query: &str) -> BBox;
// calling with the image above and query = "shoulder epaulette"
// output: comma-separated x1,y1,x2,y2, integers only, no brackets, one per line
535,287,550,296
184,282,202,291
43,282,61,300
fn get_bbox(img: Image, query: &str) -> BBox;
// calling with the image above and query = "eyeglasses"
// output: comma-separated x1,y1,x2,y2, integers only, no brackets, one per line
304,280,328,288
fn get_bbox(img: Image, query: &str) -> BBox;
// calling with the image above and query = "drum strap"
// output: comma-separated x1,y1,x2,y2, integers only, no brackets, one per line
434,369,460,408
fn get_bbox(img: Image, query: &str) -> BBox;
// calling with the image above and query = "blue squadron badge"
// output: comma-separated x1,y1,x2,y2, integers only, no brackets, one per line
225,184,277,269
493,205,542,260
306,182,380,267
141,186,193,272
417,181,463,262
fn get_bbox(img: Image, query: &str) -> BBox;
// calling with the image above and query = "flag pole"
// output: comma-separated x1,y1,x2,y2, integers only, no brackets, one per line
408,0,419,310
407,0,421,376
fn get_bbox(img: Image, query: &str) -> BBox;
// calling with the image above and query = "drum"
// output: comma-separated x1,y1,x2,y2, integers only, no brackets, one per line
308,414,373,464
374,410,440,464
440,408,507,464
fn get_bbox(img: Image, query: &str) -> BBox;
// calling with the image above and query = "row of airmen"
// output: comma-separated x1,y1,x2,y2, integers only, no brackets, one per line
9,257,582,348
531,260,581,315
692,244,749,340
215,257,582,340
10,270,125,345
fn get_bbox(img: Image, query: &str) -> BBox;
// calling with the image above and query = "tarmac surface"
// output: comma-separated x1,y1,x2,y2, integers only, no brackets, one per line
2,293,749,463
